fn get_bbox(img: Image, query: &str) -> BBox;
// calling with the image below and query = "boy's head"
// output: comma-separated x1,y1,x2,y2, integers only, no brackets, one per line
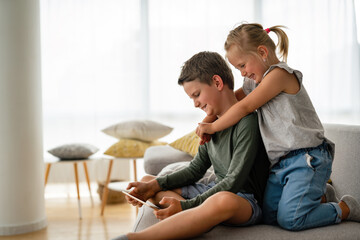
178,51,234,90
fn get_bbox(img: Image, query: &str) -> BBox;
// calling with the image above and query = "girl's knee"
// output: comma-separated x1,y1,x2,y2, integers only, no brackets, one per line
277,208,304,231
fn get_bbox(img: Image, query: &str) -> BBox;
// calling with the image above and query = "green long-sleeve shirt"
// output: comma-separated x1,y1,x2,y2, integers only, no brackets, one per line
157,112,269,210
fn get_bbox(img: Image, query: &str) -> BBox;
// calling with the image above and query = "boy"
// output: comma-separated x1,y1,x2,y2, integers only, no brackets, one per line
114,51,269,240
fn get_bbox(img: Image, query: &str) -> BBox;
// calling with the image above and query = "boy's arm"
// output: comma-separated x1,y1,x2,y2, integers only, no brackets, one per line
156,145,211,191
181,114,262,210
197,69,289,137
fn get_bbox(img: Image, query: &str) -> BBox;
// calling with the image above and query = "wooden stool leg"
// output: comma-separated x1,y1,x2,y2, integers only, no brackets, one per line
74,163,82,219
100,159,113,216
132,159,137,182
83,162,94,207
132,159,139,215
44,163,51,186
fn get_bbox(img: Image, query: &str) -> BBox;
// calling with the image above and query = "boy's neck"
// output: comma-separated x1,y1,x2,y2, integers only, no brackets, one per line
217,90,238,118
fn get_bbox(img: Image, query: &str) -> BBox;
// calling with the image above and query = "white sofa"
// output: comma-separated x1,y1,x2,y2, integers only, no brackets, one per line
132,123,360,239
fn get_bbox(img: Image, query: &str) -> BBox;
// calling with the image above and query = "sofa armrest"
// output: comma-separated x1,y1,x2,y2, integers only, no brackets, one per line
323,123,360,202
143,145,193,175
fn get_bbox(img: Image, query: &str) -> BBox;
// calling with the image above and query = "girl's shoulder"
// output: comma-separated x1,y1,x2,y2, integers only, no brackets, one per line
263,62,303,94
265,62,303,84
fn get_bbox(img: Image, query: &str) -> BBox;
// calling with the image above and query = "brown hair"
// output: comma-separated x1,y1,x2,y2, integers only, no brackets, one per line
225,23,289,62
178,51,234,90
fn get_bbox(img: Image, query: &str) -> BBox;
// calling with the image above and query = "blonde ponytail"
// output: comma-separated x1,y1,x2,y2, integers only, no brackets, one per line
225,23,289,62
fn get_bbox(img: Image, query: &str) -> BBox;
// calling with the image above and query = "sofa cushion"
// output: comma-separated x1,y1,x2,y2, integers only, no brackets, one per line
133,205,360,239
144,145,193,175
158,161,216,185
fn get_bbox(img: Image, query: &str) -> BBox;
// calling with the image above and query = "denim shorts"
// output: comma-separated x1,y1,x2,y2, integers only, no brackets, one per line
181,181,262,226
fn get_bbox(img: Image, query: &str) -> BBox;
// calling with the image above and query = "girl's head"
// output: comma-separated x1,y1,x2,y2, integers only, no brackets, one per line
225,23,289,63
224,23,289,83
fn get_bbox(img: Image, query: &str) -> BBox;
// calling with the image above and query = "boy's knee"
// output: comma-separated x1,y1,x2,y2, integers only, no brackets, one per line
140,175,156,182
206,192,239,213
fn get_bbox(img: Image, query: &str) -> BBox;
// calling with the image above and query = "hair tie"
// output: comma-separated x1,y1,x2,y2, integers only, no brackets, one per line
265,28,270,34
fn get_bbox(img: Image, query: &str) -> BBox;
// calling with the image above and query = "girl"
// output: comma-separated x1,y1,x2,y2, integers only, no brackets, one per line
197,23,360,230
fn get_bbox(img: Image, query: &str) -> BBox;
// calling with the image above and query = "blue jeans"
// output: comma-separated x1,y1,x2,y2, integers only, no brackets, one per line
263,141,342,231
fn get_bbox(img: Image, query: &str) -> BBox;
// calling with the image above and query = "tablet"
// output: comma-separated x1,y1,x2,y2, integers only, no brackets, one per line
122,190,160,210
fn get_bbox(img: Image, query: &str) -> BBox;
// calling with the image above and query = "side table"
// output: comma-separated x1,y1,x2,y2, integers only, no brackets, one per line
100,157,139,216
44,157,96,219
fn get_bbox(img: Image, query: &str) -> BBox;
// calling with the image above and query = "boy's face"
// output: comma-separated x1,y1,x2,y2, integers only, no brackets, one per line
183,79,221,117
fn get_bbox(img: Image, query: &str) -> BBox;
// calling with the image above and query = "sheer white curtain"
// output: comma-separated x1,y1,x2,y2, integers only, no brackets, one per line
261,0,360,124
40,0,360,159
148,0,254,115
40,0,255,154
41,0,143,153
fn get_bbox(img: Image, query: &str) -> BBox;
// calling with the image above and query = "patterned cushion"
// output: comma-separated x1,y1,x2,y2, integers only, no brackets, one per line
48,143,98,160
169,131,200,157
104,139,167,158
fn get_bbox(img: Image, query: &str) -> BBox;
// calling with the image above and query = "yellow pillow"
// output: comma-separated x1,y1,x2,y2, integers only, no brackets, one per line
104,139,167,158
169,131,200,157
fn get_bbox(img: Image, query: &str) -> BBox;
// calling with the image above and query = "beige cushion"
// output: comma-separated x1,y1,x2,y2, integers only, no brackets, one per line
158,161,216,185
102,120,173,142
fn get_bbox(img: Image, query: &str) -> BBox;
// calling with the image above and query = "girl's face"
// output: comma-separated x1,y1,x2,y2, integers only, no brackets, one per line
183,79,221,117
226,45,268,84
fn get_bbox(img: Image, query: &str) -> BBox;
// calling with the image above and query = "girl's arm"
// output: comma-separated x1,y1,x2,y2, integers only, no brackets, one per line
198,68,298,136
200,115,218,124
197,115,218,144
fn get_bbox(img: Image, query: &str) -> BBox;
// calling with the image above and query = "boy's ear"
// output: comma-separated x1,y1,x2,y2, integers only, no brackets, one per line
257,45,268,60
212,75,224,90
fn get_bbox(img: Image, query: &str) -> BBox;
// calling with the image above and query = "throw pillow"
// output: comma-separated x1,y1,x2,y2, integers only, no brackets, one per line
169,131,200,157
158,162,216,185
104,139,167,158
102,120,173,142
48,143,99,160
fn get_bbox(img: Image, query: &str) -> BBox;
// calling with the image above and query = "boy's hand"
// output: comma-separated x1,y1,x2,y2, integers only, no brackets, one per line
125,180,160,207
199,133,212,145
154,197,182,220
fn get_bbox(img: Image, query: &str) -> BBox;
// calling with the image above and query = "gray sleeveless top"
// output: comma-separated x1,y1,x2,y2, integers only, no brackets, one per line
243,62,332,167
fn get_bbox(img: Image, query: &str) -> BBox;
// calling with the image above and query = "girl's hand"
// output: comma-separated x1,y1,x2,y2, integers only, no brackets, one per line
154,197,182,220
196,122,215,139
196,125,212,145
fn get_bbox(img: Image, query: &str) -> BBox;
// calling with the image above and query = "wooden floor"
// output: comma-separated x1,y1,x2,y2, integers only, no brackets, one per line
0,183,136,240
